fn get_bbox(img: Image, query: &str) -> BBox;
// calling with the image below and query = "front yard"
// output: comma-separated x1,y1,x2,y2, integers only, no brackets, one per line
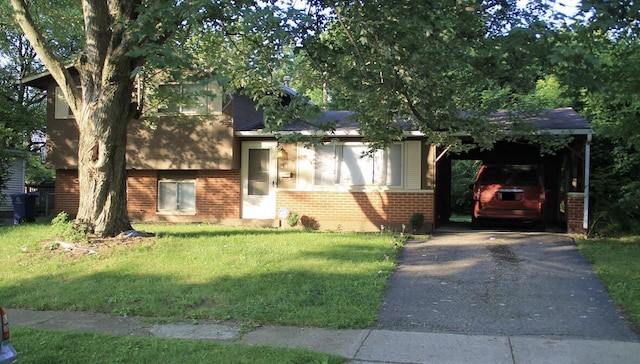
2,222,639,363
1,223,401,328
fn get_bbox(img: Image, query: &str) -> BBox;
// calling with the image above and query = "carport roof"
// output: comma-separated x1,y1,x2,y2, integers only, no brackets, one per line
490,108,593,135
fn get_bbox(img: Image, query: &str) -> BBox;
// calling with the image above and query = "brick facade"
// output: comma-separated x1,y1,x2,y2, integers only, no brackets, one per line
195,170,241,220
277,190,434,232
127,169,241,223
127,170,159,221
53,169,80,216
54,169,241,223
55,169,434,231
567,192,587,235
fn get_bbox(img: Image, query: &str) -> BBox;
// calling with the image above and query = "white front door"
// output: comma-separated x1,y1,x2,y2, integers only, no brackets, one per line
242,141,277,219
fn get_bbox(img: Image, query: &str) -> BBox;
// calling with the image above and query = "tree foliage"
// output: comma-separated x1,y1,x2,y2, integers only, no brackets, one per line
0,1,74,195
548,1,640,235
302,0,565,152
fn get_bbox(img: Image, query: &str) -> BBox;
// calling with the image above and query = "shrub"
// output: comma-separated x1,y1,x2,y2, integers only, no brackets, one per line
410,213,424,232
287,212,300,227
300,215,320,230
51,212,89,243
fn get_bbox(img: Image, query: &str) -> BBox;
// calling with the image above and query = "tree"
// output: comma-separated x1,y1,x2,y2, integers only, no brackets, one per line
544,0,640,235
0,2,58,198
10,0,313,237
302,0,564,152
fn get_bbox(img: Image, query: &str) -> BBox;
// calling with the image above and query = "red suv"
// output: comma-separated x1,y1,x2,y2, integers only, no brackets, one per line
472,164,546,227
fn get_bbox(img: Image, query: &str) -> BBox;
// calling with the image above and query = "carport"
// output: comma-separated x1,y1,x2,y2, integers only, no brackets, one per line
434,108,593,233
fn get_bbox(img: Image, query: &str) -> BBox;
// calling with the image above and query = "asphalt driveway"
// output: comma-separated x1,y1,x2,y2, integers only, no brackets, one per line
377,228,639,342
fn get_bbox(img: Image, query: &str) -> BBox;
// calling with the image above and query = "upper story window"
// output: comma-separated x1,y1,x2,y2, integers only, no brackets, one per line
314,143,403,187
54,81,224,119
156,83,222,115
54,87,76,119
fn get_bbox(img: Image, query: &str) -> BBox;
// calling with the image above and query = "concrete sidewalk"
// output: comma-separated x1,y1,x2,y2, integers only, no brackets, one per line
7,308,640,363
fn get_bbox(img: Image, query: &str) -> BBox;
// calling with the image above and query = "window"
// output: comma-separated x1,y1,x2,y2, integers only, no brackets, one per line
158,173,196,212
156,83,221,115
54,87,76,119
314,143,402,187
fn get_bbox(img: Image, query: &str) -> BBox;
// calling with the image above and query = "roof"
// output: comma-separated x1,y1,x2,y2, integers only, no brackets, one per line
282,111,358,132
20,65,78,90
237,107,593,137
491,108,593,134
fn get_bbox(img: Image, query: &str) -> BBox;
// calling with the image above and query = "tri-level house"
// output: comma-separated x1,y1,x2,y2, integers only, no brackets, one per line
22,70,594,234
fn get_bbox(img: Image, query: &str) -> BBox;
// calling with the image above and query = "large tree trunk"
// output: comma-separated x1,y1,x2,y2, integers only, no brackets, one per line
11,0,186,237
75,58,135,237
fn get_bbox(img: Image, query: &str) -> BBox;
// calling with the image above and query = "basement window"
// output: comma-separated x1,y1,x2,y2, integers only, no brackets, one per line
157,172,196,212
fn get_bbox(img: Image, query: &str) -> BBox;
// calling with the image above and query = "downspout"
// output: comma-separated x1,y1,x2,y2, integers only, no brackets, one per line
583,133,592,230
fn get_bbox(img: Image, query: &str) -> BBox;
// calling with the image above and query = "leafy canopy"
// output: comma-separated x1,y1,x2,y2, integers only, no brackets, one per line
301,0,570,153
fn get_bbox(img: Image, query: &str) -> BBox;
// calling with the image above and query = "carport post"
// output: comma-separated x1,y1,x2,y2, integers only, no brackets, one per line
583,133,592,230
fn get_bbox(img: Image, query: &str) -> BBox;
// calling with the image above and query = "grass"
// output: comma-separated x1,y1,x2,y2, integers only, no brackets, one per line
575,235,640,329
0,223,402,328
11,327,344,364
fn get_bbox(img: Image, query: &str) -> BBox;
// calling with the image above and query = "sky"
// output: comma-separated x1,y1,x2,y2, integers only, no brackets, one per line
526,0,582,17
551,0,581,16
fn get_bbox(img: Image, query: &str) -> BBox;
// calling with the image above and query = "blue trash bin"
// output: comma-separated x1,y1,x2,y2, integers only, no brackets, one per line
11,193,38,224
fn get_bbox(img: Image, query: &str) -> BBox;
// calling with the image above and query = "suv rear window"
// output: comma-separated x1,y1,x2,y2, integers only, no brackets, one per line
479,165,539,185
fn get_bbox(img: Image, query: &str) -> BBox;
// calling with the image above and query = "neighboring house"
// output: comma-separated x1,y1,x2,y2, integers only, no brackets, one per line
0,151,27,215
22,71,593,233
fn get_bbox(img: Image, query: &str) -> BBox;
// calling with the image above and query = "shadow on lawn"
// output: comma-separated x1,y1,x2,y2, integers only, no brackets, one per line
141,226,322,239
0,267,385,328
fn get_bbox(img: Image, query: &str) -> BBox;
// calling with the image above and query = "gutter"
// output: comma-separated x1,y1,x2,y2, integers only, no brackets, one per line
237,128,594,138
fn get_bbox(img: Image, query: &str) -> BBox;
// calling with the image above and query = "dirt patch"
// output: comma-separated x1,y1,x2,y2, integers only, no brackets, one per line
40,233,156,258
487,244,520,263
88,235,155,248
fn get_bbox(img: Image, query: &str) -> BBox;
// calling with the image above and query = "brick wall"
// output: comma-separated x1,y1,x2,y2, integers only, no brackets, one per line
277,190,434,232
54,168,434,231
55,169,241,223
54,169,79,217
196,170,240,219
127,170,158,220
567,192,587,235
127,169,241,222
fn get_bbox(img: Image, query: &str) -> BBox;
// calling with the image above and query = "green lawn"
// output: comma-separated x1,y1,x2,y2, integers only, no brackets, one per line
575,235,640,329
0,223,401,328
11,327,344,364
5,222,639,362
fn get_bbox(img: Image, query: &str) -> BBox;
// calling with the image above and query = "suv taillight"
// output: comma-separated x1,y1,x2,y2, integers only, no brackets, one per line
1,307,9,341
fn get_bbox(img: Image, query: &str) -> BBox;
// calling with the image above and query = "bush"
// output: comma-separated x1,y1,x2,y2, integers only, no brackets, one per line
300,215,320,230
410,213,424,232
451,160,481,216
287,212,300,227
51,212,89,243
589,137,640,236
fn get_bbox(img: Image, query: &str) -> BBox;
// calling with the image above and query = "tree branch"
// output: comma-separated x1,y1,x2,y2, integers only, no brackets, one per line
82,0,111,79
10,0,80,116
